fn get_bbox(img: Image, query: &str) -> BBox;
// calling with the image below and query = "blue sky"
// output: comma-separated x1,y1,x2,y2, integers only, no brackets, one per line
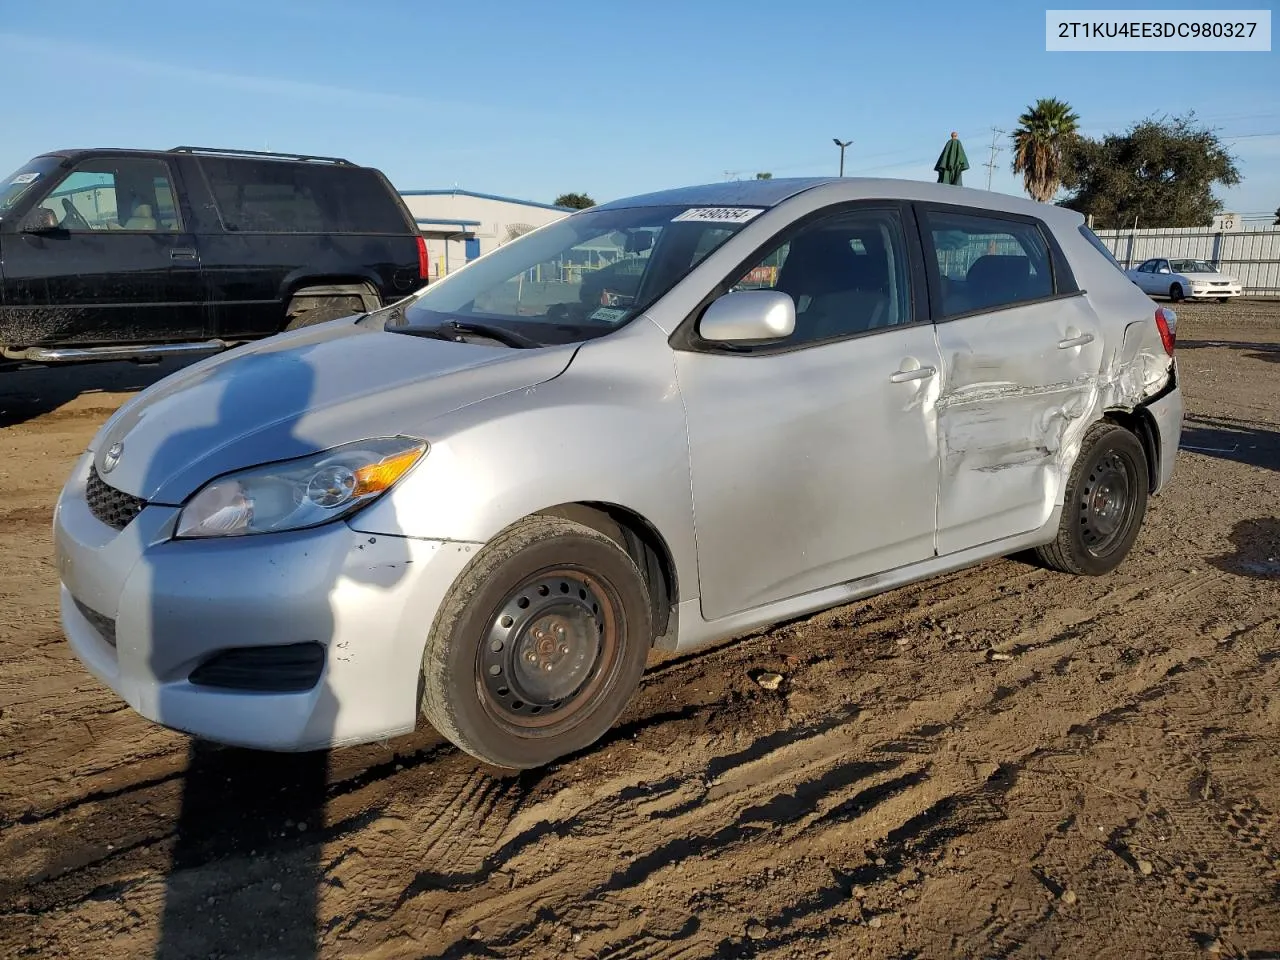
2,0,1277,213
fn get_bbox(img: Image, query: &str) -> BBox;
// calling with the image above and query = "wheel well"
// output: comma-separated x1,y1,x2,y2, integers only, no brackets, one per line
286,279,381,308
1103,409,1160,493
535,503,677,646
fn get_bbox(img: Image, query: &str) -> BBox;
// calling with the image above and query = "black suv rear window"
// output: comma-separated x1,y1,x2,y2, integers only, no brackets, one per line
197,158,409,234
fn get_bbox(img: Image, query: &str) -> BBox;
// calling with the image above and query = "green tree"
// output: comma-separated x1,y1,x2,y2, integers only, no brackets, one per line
1273,205,1280,226
1059,113,1241,228
1011,97,1080,202
554,192,596,209
755,172,773,180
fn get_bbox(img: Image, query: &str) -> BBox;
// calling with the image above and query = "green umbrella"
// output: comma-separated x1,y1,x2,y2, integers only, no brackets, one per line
934,131,969,185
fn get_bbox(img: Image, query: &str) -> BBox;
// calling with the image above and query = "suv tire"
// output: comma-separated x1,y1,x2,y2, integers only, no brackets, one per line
284,284,381,331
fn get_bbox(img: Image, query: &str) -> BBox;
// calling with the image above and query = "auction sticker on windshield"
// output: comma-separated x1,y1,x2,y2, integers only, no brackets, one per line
10,172,40,184
671,207,764,224
589,307,629,323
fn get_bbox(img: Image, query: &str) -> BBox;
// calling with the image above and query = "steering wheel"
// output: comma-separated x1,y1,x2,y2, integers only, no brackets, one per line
60,198,91,231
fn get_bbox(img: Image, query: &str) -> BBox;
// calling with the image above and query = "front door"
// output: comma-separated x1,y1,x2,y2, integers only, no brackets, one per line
4,156,206,345
677,204,942,622
921,205,1105,555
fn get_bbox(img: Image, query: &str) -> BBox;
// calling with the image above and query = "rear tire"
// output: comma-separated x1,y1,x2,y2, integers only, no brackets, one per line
1035,421,1149,576
420,516,652,770
284,285,380,331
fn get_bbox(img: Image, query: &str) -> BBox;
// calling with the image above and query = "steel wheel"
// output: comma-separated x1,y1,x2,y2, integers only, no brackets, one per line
420,516,652,769
478,569,621,730
1077,450,1138,558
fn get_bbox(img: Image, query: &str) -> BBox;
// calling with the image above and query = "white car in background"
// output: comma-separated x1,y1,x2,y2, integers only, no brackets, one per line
1126,257,1243,303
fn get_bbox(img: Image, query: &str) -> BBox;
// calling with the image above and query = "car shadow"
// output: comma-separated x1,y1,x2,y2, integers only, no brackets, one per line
1209,517,1280,580
0,358,208,428
1179,414,1280,472
119,345,414,959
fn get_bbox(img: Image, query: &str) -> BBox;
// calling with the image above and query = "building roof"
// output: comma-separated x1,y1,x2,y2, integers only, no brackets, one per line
415,217,482,227
399,188,574,212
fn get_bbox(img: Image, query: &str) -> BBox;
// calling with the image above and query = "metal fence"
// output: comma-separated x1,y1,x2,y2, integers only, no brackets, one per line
1092,224,1280,296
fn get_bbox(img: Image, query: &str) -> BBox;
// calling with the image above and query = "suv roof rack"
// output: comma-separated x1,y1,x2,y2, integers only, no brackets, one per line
169,145,353,165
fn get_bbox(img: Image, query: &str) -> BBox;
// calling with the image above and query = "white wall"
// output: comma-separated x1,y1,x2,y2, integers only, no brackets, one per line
400,191,572,278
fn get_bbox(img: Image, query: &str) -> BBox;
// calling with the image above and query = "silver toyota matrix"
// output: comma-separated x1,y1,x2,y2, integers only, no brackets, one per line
53,178,1184,768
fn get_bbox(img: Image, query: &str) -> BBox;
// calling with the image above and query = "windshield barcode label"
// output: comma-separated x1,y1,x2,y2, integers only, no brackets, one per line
672,207,764,224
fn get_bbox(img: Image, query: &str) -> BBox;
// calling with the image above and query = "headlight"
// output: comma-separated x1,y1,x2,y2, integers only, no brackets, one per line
175,437,427,539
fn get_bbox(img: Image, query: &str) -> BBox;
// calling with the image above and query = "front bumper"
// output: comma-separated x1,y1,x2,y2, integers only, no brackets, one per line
1190,286,1242,298
54,451,480,751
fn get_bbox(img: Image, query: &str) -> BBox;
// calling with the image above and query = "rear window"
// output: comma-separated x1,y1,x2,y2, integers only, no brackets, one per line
197,158,410,234
1078,224,1126,273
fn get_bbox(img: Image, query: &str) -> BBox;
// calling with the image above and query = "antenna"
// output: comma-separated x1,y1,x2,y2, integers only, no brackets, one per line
723,170,745,181
984,126,1005,191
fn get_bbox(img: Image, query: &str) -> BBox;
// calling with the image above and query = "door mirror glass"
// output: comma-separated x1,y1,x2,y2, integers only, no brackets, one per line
699,290,795,343
21,208,60,233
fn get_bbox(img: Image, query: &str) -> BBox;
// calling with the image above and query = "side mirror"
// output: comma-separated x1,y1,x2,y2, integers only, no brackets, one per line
698,290,795,343
21,209,59,233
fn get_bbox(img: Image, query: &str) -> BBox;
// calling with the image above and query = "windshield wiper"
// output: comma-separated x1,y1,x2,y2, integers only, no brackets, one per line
445,321,541,349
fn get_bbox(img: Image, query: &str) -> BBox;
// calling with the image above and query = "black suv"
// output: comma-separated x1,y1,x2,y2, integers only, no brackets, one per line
0,146,427,365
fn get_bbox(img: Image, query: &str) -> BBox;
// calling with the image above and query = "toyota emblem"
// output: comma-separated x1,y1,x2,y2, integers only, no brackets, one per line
102,441,124,474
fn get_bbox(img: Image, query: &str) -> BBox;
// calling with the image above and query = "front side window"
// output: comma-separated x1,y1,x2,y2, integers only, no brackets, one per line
396,204,757,345
32,158,181,232
926,211,1054,316
726,208,913,344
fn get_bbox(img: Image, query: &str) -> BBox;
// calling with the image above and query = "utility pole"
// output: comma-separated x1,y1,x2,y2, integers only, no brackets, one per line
983,126,1005,191
833,138,852,177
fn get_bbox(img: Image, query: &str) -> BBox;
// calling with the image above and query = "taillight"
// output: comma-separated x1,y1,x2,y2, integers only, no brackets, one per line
415,235,429,280
1154,306,1176,355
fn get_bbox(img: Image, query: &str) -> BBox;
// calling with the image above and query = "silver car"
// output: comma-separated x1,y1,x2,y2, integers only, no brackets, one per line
53,178,1184,769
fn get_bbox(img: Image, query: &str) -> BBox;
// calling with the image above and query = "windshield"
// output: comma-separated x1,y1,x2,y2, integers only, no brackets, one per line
1170,259,1217,273
0,156,61,216
398,203,761,346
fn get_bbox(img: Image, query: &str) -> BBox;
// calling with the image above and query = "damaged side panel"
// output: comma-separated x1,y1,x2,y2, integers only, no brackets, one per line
931,295,1167,556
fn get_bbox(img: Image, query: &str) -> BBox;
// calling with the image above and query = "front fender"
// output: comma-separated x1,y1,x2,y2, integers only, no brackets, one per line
347,318,699,602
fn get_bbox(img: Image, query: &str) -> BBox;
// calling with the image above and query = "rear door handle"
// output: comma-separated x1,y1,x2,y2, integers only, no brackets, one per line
170,248,198,261
890,365,936,383
1058,332,1094,349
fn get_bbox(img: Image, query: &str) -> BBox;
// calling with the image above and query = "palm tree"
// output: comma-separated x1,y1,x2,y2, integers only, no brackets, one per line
1010,98,1080,202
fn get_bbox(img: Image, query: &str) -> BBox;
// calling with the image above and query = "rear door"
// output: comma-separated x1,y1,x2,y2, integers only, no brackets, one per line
3,156,206,345
192,157,420,340
921,204,1104,555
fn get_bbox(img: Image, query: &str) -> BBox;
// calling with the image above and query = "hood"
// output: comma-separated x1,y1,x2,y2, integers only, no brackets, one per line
92,321,577,503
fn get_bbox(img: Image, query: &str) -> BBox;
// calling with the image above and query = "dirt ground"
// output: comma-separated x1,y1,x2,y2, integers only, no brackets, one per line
1,301,1277,960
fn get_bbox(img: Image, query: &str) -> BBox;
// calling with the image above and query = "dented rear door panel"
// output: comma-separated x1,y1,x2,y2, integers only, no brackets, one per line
932,293,1105,555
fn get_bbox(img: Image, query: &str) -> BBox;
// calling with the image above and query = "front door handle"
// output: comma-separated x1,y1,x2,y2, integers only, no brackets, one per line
1058,331,1095,349
890,364,937,383
170,248,198,261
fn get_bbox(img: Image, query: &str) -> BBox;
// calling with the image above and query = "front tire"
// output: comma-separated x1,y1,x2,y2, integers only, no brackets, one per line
1169,283,1184,302
420,517,652,769
1035,421,1149,576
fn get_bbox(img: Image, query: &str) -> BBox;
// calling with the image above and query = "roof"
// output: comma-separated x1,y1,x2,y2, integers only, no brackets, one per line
415,217,482,227
399,188,574,212
593,176,1081,224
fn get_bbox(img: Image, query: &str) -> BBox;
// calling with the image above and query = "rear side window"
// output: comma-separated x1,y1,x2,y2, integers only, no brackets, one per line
925,211,1054,317
1078,224,1126,273
197,158,409,234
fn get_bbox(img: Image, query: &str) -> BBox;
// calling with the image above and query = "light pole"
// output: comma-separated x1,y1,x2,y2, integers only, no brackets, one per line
833,138,852,177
